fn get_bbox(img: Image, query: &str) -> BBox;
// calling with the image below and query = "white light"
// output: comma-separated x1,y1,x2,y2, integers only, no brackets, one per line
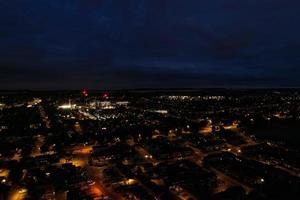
58,104,72,109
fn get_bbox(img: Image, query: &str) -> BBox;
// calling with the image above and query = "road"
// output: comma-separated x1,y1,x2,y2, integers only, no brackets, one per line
67,148,124,200
185,141,253,194
86,166,124,200
210,168,253,193
127,138,159,165
8,188,27,200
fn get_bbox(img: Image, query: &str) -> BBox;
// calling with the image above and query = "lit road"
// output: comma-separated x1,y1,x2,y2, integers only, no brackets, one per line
31,135,45,157
185,141,253,194
210,167,253,193
38,105,51,129
8,188,27,200
86,166,124,200
127,138,159,164
66,146,124,200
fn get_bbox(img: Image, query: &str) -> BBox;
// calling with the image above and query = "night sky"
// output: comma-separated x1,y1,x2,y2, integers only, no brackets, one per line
0,0,300,89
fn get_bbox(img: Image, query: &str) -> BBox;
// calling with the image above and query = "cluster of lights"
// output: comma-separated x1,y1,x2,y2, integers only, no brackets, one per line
58,102,76,110
148,109,168,114
161,95,225,101
0,103,5,110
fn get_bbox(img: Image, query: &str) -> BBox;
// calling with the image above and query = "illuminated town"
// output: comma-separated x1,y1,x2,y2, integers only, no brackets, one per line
0,89,299,200
1,0,300,199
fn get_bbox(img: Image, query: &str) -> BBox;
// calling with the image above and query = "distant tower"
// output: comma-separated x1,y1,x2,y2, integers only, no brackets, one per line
102,92,109,99
82,89,88,97
81,89,89,106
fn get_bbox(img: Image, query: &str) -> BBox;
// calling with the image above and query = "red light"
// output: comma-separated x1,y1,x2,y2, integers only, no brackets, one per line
82,89,88,97
102,92,109,98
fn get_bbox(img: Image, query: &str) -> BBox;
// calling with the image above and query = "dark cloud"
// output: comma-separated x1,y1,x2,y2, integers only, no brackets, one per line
0,0,300,89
